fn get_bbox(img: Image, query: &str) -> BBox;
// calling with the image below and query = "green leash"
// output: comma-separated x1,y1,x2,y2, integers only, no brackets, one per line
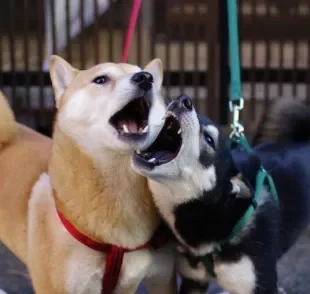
227,0,242,103
200,0,279,278
227,0,244,141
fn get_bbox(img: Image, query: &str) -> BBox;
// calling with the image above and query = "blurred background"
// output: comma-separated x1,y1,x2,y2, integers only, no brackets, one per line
1,0,310,293
1,0,310,134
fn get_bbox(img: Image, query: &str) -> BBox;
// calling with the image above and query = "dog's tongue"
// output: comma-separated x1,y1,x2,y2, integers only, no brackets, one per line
118,120,138,133
153,151,175,161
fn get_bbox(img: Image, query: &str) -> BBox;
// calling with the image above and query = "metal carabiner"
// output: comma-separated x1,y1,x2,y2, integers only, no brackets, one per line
229,98,244,113
229,98,245,138
230,121,244,138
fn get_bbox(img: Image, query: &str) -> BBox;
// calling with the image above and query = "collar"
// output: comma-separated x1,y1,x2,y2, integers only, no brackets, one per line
201,167,278,277
53,189,169,294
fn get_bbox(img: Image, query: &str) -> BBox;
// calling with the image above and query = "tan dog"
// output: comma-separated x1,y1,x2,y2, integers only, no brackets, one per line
0,56,177,293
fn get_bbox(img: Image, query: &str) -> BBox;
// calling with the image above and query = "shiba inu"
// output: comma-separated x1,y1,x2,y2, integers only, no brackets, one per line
0,56,177,294
132,95,310,294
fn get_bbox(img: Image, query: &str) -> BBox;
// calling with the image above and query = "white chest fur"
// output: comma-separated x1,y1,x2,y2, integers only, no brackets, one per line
28,173,175,294
148,178,215,256
148,179,257,294
65,245,174,294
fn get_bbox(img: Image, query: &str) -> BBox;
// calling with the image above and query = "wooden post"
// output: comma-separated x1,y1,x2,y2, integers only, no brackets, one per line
206,0,229,124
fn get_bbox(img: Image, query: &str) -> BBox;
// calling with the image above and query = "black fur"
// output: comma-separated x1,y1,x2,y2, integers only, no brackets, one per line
179,278,209,294
174,190,252,249
160,99,310,293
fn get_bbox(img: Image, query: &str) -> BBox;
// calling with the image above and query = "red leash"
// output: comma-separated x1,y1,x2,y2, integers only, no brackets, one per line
121,0,142,63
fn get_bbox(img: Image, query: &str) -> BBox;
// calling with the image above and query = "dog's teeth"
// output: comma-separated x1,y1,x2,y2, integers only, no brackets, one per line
148,158,156,163
162,112,172,120
123,125,129,133
178,128,181,134
136,150,141,154
142,126,148,133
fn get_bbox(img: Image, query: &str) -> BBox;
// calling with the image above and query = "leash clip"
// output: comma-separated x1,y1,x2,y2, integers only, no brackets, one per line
229,98,244,138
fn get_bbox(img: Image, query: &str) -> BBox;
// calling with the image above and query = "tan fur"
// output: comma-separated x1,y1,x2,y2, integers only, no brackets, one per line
0,58,176,293
50,126,158,246
0,91,18,150
0,123,51,262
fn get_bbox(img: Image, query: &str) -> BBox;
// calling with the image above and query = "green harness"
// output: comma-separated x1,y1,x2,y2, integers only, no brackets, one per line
201,164,279,277
200,0,279,277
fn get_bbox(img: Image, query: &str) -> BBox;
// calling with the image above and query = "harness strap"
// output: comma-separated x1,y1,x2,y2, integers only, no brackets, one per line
102,246,124,294
201,253,216,277
54,192,169,294
200,166,279,278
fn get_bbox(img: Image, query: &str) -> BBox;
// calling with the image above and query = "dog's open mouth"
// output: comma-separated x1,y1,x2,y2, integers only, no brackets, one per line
110,97,150,139
134,112,182,167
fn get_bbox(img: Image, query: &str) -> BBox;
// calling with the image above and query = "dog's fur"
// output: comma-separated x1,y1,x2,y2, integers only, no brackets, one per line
0,56,177,293
0,93,18,150
132,95,310,294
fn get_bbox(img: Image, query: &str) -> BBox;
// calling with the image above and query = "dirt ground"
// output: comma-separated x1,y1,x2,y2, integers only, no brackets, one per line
1,226,310,293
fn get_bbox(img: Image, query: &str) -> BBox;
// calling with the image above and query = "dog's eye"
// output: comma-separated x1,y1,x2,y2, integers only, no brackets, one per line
204,133,215,149
92,75,109,85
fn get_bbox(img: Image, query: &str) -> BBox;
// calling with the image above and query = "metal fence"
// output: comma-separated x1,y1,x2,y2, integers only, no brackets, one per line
0,0,310,135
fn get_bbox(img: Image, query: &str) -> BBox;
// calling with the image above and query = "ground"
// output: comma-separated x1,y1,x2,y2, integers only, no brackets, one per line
1,227,310,293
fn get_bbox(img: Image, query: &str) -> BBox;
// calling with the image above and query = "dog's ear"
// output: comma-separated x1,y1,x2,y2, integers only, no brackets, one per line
144,59,163,91
229,176,252,199
49,55,79,108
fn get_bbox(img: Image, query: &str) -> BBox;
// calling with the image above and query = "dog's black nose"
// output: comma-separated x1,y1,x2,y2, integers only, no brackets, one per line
178,95,193,111
131,71,153,91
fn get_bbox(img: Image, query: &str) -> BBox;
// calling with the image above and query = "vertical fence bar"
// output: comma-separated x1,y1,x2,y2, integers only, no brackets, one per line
278,11,284,97
65,0,72,63
193,1,200,111
219,0,229,125
8,0,17,109
206,0,221,120
93,0,100,64
136,0,142,65
179,0,185,94
0,5,3,88
165,0,171,100
121,0,127,61
37,0,45,127
108,0,114,61
150,0,156,60
292,1,299,97
23,0,30,112
307,2,310,104
50,0,57,54
263,1,271,108
250,0,257,119
79,0,85,68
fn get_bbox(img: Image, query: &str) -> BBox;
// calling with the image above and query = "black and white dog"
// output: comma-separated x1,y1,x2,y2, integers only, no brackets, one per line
132,95,310,294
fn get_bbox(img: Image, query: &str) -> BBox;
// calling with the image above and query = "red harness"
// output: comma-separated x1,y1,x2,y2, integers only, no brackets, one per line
55,203,169,293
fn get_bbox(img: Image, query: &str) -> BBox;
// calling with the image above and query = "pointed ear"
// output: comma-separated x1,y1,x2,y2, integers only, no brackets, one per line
229,176,252,199
144,59,163,91
49,55,79,108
